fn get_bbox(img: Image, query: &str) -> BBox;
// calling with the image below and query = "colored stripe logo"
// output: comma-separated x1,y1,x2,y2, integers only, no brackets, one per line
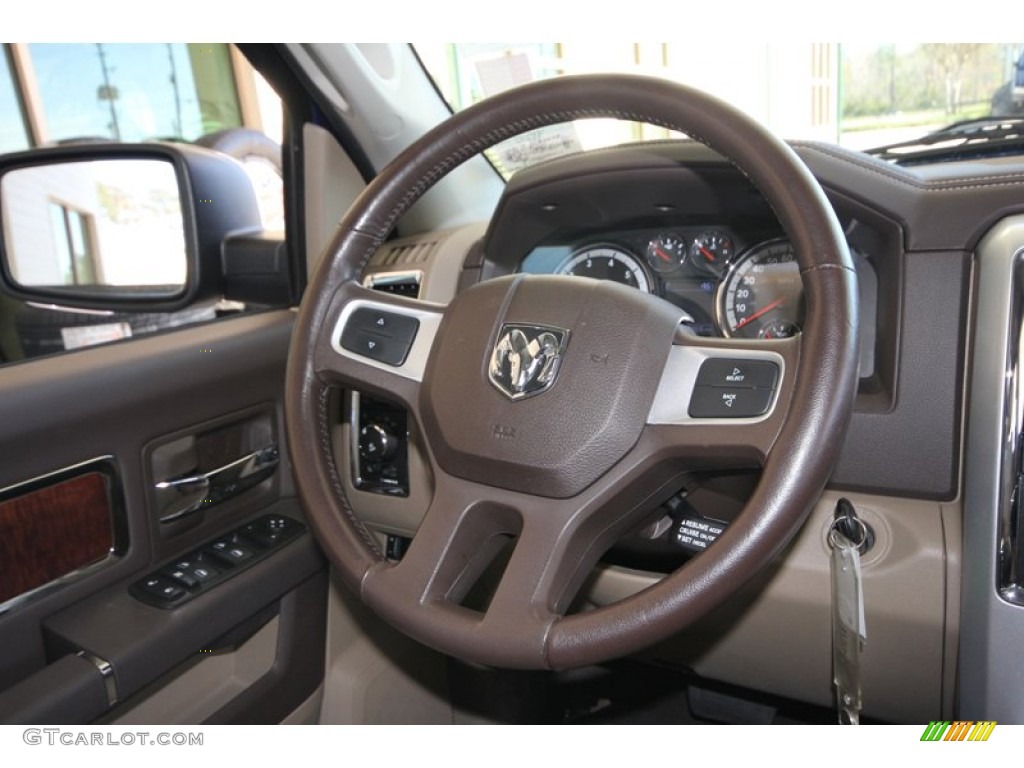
920,721,997,741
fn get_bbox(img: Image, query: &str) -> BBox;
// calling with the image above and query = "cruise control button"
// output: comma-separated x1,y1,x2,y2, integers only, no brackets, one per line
348,308,419,345
695,358,779,389
339,328,411,366
688,385,774,418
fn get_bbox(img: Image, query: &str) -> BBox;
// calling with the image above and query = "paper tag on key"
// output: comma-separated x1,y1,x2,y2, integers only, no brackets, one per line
831,527,866,725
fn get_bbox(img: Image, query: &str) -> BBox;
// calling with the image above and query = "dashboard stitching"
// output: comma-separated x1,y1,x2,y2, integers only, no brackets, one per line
793,141,1024,191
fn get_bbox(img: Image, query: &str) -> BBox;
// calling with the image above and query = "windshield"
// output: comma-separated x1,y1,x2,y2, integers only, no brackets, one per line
415,43,1024,175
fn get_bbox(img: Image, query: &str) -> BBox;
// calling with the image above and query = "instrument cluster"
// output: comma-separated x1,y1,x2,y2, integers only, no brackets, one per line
519,227,804,340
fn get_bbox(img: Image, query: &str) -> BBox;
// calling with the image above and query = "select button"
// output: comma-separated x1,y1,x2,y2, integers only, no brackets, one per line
695,358,778,390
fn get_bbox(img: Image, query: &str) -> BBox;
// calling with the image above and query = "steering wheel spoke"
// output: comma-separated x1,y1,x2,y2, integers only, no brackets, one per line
311,281,444,408
645,332,801,468
361,471,662,668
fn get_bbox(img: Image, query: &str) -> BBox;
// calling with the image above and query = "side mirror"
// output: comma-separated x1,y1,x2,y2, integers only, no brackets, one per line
0,143,264,312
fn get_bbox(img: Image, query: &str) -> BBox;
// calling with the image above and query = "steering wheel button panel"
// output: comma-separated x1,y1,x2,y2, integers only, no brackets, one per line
695,358,779,390
648,344,786,424
688,385,774,419
330,298,444,381
347,307,420,345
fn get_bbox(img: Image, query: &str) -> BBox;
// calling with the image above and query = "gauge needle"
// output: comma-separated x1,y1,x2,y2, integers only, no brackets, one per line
654,246,672,262
734,297,786,330
699,246,717,262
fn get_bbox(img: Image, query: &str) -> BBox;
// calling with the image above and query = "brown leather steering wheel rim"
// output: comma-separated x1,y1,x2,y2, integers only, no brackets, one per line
285,74,859,670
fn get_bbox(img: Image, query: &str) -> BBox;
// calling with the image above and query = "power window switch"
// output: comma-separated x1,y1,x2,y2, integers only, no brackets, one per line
162,563,220,589
189,564,218,583
206,539,256,566
139,576,187,603
162,567,199,589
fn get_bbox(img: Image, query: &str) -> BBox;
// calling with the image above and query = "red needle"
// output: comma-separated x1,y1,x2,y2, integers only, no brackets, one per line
699,246,717,262
733,297,786,330
654,246,672,262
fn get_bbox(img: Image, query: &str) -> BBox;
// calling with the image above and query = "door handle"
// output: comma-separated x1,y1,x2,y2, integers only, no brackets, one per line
155,443,279,523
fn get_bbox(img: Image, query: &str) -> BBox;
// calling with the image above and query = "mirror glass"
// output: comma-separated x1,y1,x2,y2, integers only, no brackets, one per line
0,159,186,295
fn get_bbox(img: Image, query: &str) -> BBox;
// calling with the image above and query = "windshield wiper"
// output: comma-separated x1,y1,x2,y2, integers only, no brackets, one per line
865,117,1024,166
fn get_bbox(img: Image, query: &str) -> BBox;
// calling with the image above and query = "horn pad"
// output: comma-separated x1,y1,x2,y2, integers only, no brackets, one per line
419,275,683,498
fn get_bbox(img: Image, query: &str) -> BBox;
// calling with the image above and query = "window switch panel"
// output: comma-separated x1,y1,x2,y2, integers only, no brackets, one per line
130,514,305,609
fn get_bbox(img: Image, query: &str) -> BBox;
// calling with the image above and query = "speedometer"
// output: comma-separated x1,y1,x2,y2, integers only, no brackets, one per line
555,244,653,293
716,240,803,339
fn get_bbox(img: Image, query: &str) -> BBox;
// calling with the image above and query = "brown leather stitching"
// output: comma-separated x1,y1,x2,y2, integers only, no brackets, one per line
799,263,858,277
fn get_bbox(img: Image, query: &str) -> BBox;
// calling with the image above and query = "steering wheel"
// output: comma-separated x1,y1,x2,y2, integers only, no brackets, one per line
285,74,859,670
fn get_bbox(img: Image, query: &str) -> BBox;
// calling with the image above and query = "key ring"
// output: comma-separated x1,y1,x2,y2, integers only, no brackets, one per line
828,516,869,551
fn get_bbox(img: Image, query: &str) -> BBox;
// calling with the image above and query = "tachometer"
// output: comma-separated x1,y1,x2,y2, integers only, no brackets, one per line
556,244,653,293
717,240,803,338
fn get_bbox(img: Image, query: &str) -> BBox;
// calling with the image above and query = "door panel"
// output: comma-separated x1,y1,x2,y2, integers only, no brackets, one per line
0,310,327,723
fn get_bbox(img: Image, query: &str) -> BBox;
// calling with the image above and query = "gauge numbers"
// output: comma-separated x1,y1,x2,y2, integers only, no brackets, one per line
717,240,803,338
556,245,653,293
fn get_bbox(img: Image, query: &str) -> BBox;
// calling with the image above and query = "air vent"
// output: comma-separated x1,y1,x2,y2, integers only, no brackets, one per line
373,239,439,268
363,271,422,299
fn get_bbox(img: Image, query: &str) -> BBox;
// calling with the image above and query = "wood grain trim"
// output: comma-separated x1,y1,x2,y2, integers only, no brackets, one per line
0,472,112,603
